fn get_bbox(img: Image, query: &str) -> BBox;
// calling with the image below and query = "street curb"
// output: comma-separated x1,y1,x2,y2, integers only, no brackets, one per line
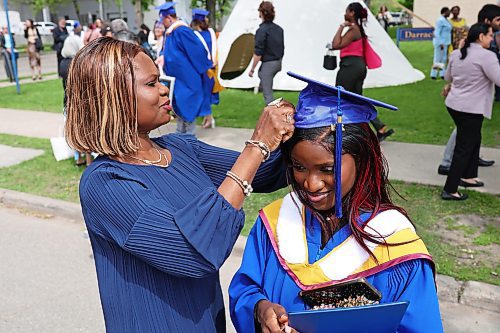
0,188,82,222
1,187,498,313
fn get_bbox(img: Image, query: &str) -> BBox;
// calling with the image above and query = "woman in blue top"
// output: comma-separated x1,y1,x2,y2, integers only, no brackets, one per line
64,37,295,332
229,73,443,333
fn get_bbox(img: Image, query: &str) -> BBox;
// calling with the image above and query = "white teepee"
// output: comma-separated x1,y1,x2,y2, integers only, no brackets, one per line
217,0,424,91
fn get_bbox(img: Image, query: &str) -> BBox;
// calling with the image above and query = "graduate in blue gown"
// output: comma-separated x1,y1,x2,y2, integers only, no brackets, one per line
157,2,213,134
191,8,221,129
64,38,296,332
229,72,444,333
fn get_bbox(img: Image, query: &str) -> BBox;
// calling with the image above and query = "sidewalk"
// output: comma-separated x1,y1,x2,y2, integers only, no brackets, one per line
1,107,499,194
1,189,499,333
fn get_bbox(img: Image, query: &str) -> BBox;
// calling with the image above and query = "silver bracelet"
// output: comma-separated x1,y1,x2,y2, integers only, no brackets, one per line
226,171,253,197
245,140,271,162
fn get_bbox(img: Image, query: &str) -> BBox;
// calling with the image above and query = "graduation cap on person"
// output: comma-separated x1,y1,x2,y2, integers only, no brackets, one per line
192,8,209,21
287,71,397,218
156,1,177,19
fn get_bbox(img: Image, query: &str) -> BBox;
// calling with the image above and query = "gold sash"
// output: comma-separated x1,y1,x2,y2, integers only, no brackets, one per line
259,193,433,290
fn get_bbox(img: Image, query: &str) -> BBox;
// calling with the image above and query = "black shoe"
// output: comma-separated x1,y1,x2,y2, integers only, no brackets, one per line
478,157,495,167
431,76,437,80
459,180,484,187
377,129,394,142
441,191,468,201
437,165,449,175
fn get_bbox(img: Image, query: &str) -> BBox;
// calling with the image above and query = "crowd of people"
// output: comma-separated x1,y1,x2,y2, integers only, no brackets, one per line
431,4,499,200
2,2,498,332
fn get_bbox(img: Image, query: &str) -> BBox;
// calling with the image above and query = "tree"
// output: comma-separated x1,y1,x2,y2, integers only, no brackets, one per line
190,0,235,31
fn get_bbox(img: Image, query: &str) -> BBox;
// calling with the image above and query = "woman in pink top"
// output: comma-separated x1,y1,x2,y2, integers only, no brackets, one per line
442,23,500,200
331,2,394,142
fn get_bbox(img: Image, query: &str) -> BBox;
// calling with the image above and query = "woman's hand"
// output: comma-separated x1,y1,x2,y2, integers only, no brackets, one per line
251,99,295,151
256,300,299,333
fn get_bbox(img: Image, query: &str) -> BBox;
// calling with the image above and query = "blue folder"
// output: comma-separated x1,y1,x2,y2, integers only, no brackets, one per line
288,301,409,333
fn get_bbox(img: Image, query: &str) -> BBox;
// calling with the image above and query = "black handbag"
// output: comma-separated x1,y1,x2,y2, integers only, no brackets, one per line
35,38,43,52
323,48,337,70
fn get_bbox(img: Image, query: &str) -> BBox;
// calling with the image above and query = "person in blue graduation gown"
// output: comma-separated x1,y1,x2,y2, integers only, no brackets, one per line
157,2,213,134
191,8,221,129
229,72,444,333
64,38,296,332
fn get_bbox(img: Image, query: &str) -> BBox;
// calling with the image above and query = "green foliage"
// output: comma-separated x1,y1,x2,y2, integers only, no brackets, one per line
190,0,234,29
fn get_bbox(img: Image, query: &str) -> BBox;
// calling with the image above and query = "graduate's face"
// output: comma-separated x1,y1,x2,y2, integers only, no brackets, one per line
291,141,356,212
133,52,172,133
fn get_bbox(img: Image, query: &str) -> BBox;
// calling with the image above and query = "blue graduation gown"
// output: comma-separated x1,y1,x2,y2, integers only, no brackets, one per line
199,29,220,107
80,134,287,332
229,210,444,333
163,26,212,122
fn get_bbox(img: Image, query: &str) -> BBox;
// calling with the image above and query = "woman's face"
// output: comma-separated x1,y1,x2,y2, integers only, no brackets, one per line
479,28,494,48
154,25,164,38
133,52,172,133
344,8,355,22
25,20,32,28
291,140,356,212
451,7,460,18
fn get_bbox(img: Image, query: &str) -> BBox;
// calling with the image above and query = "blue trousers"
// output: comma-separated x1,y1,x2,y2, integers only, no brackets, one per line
430,45,449,78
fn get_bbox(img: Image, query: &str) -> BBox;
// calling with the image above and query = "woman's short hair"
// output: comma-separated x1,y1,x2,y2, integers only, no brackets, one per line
258,1,276,22
64,37,145,156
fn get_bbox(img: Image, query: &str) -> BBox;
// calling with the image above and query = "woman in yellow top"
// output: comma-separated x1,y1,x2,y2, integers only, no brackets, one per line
450,6,468,50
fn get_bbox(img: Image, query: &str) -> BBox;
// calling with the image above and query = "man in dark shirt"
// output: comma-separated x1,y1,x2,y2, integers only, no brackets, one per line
52,17,68,77
249,1,284,104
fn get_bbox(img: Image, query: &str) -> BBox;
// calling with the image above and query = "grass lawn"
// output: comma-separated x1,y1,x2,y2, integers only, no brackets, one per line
0,78,63,112
1,41,498,146
0,132,499,284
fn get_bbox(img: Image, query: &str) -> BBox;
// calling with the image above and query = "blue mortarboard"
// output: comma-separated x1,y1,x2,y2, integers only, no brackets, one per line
73,21,81,29
192,8,209,21
287,71,397,218
156,2,177,18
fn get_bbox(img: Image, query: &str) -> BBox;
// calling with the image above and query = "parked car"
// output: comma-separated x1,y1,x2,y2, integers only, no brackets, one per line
34,21,57,35
389,11,412,26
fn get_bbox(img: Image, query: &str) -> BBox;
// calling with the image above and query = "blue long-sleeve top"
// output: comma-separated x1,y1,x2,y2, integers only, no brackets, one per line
433,16,452,46
229,210,444,333
79,134,286,332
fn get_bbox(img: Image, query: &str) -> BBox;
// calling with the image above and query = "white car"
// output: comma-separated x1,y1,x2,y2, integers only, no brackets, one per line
34,21,57,35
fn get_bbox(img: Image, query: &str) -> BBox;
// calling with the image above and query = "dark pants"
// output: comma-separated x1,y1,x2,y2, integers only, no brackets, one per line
1,49,17,82
443,107,484,193
336,56,385,131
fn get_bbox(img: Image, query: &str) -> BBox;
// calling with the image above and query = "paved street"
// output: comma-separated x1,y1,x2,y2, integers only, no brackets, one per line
0,204,498,333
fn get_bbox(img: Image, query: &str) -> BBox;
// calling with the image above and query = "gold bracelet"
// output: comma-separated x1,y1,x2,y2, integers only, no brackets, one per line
226,171,253,197
245,140,271,162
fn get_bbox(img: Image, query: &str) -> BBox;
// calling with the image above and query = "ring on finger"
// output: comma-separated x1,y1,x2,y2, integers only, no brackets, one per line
268,97,284,108
285,114,292,123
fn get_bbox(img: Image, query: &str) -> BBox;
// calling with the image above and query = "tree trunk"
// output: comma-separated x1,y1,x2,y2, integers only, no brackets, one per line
72,0,80,19
207,0,216,30
135,0,143,28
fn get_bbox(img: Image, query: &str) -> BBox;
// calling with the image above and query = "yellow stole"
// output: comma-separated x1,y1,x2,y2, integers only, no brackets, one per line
259,193,434,290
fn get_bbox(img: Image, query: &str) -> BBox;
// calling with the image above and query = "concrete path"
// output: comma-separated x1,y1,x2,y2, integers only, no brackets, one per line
1,107,499,194
0,199,498,333
0,144,44,167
